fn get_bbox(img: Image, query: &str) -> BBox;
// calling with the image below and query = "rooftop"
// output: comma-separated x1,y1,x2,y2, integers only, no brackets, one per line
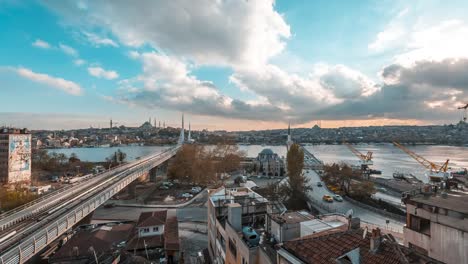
270,211,314,224
137,210,167,227
405,189,468,215
259,148,274,155
282,229,440,264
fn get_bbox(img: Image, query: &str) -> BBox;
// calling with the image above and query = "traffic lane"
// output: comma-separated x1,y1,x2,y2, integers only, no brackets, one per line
304,170,404,231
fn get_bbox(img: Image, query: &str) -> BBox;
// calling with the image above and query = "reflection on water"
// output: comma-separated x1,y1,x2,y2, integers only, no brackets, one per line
48,144,468,182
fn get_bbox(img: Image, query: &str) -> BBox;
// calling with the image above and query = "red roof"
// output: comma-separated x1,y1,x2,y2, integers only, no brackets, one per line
137,210,167,228
283,230,404,264
164,212,180,251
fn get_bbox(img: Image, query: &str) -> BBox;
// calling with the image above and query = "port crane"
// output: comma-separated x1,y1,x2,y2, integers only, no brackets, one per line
344,142,374,166
392,141,451,182
458,103,468,123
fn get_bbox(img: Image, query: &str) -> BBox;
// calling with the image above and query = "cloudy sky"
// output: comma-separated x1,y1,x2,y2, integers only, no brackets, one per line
1,0,468,130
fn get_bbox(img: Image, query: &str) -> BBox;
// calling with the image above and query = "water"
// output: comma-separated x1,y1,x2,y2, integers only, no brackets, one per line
48,144,468,181
46,145,170,162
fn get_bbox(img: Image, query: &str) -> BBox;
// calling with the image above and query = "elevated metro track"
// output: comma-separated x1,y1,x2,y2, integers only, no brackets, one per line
0,145,180,264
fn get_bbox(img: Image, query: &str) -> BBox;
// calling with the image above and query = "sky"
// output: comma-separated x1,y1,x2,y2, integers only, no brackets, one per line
1,0,468,131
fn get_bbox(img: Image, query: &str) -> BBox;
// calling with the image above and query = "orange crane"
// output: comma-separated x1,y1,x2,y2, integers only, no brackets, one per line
458,103,468,123
344,142,373,166
392,141,451,182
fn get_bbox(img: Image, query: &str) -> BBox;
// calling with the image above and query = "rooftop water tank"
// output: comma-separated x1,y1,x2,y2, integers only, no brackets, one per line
242,226,260,247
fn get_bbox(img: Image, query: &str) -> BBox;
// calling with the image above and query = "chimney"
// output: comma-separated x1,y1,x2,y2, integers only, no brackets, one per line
228,203,242,232
370,228,382,253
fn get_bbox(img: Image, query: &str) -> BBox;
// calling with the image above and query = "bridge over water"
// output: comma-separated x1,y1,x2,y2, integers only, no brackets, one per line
0,144,181,264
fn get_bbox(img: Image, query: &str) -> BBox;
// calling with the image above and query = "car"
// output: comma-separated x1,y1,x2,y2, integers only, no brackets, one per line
322,195,333,202
333,195,343,202
159,185,169,190
317,182,323,187
181,193,193,198
191,186,202,193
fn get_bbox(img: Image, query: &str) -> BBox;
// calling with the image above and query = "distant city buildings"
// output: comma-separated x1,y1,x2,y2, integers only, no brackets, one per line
0,127,31,185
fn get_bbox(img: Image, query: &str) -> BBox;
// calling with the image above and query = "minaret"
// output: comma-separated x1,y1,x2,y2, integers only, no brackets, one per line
178,114,185,144
110,119,113,129
159,121,161,128
287,121,293,150
149,117,151,125
154,118,156,128
163,121,165,128
188,122,192,142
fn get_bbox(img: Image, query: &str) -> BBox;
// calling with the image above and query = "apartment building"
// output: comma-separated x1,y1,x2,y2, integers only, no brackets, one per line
402,187,468,264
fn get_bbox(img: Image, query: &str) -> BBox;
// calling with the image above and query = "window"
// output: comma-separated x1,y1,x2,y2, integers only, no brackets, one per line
409,215,431,236
153,226,159,232
229,238,237,259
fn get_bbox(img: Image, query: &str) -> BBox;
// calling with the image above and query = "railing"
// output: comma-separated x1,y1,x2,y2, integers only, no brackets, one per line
0,147,179,264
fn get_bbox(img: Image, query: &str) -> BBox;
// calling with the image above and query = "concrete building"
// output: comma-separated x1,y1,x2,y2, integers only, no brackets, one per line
254,149,285,177
0,127,31,185
402,187,468,264
207,186,272,264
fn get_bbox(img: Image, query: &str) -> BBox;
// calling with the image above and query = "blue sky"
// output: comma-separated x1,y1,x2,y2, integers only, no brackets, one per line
1,0,468,130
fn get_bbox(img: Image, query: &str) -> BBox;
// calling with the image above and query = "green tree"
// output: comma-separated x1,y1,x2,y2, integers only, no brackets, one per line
281,144,312,210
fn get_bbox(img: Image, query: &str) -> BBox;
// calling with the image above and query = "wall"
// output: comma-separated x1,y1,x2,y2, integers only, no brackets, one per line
405,204,468,264
8,134,31,183
138,224,164,237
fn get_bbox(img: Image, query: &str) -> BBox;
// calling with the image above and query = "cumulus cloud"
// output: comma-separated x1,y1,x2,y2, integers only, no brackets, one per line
87,66,119,80
59,43,78,57
15,67,83,95
32,39,51,49
82,31,118,47
42,0,290,68
74,59,86,66
116,52,285,121
316,58,468,121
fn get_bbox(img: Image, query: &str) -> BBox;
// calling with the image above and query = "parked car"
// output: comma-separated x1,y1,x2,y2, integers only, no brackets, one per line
333,195,343,202
159,185,169,190
162,181,174,187
322,195,333,203
317,182,323,187
181,193,193,198
191,186,202,193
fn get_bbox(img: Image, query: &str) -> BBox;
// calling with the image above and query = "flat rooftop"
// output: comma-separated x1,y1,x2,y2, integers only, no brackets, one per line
271,211,314,224
409,189,468,215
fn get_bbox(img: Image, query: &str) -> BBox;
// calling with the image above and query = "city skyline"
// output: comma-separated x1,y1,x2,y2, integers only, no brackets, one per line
2,0,468,131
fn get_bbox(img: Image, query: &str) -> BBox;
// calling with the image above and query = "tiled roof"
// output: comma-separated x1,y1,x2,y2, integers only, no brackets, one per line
52,223,134,259
137,210,167,228
283,230,403,264
164,212,180,251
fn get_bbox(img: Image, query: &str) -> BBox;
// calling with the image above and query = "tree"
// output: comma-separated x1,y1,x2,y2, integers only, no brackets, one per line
281,144,312,210
106,149,127,167
69,153,80,163
210,142,245,175
168,144,217,185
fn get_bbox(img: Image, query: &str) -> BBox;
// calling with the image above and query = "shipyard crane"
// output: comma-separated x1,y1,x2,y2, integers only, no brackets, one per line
392,141,451,182
458,103,468,123
344,142,373,166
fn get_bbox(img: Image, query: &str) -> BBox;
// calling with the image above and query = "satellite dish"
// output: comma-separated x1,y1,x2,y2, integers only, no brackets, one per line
346,209,354,218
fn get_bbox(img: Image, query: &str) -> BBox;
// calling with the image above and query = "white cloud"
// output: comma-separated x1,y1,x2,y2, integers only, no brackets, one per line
59,43,78,57
43,0,290,68
87,66,119,80
32,39,51,49
83,31,118,47
74,59,86,66
15,67,83,95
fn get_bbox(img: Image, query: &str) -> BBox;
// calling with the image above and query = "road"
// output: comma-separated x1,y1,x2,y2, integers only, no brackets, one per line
304,170,404,232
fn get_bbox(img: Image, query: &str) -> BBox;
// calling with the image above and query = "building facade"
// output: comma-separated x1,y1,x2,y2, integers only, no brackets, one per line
402,187,468,264
0,128,31,185
254,149,285,177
